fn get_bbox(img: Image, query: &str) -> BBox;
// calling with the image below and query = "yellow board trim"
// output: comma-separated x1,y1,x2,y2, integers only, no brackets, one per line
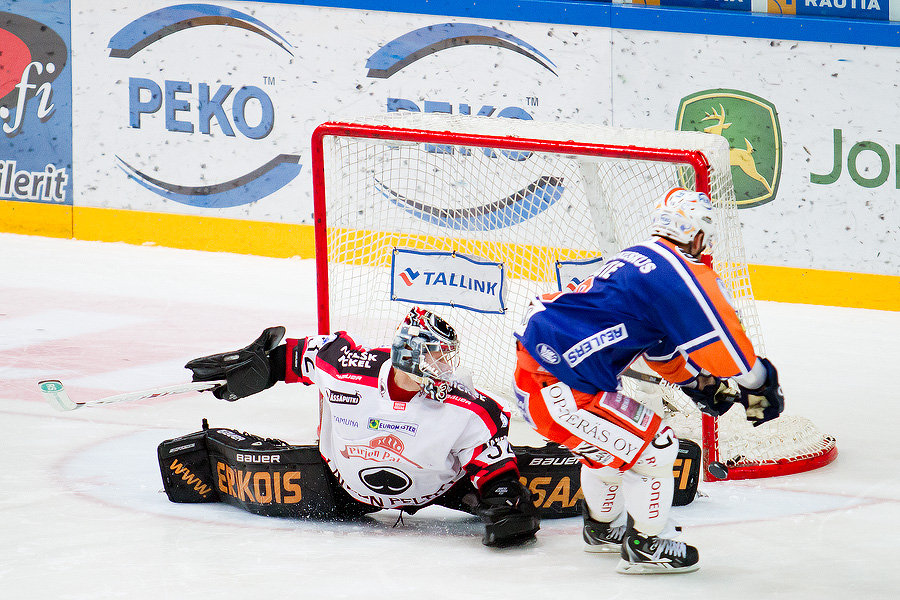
71,205,316,259
748,264,899,311
0,199,72,238
1,201,897,311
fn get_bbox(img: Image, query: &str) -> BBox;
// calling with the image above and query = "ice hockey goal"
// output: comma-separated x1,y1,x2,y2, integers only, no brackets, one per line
310,112,836,481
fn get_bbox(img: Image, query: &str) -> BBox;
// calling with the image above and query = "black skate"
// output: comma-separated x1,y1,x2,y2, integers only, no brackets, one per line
582,508,628,554
617,531,699,574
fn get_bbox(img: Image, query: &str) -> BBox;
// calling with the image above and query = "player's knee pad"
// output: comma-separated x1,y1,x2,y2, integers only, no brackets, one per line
631,425,678,479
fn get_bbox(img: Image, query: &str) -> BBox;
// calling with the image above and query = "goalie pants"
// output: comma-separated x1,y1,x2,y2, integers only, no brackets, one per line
514,344,678,536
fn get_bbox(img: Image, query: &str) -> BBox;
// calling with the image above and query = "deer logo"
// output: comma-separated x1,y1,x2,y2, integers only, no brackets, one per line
676,90,782,208
702,105,773,194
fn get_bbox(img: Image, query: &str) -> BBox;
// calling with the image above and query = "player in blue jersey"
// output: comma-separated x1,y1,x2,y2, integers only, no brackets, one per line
513,188,785,574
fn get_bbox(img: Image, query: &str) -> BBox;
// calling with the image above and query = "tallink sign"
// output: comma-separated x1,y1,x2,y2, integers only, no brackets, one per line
108,4,301,208
390,248,507,314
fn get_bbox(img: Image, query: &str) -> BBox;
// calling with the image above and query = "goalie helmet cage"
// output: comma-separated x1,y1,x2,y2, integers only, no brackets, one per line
310,112,836,481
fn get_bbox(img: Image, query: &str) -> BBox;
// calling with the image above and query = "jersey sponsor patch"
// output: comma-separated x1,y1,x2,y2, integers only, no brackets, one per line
325,389,361,405
536,343,561,364
333,415,360,428
367,417,418,436
564,323,628,367
340,434,423,468
600,392,654,430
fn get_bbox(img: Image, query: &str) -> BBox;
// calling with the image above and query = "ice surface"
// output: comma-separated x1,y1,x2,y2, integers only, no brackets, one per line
2,232,898,598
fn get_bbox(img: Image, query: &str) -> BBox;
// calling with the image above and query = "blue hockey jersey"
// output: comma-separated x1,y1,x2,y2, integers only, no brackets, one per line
514,237,758,394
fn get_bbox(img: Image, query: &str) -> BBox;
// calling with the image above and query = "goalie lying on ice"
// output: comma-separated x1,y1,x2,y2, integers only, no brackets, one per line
182,307,539,547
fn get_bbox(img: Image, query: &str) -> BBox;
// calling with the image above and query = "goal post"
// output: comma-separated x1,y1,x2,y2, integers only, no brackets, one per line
310,112,836,481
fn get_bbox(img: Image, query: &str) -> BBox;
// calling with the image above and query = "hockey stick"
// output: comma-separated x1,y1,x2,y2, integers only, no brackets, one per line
621,368,739,401
38,379,221,412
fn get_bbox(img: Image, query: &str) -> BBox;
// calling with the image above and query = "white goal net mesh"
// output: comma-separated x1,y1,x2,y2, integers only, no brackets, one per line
313,112,835,478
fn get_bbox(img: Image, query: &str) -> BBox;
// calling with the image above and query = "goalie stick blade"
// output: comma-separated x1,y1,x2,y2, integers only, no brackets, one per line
38,380,222,411
39,380,80,411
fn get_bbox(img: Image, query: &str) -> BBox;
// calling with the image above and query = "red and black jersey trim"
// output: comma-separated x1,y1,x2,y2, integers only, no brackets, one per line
314,332,390,388
465,444,519,491
444,387,511,438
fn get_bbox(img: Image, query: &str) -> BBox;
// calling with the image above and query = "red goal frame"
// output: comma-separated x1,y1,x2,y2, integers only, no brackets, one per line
310,119,837,482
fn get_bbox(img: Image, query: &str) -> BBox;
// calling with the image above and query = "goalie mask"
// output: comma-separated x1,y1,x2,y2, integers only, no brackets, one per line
650,187,716,251
391,308,460,399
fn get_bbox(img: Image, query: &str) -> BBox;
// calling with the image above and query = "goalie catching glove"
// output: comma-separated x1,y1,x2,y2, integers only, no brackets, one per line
473,474,540,547
185,326,286,401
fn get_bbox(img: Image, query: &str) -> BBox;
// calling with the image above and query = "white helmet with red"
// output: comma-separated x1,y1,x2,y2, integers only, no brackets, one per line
390,307,460,398
650,187,716,251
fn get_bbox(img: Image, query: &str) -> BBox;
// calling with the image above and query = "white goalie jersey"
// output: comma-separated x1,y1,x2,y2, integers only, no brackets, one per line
281,331,518,509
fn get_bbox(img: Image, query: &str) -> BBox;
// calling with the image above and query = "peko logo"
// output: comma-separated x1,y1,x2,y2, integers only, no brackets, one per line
368,22,554,130
365,23,563,231
366,23,556,80
368,22,555,126
108,4,301,208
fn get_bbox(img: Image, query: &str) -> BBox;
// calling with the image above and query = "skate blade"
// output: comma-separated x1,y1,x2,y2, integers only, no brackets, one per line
584,543,621,554
615,559,700,574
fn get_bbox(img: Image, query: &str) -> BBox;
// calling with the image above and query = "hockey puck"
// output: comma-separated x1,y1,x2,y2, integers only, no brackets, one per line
707,461,729,479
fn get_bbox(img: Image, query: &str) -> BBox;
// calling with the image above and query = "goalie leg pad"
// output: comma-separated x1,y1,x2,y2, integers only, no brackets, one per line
158,424,377,520
512,438,701,519
158,430,219,503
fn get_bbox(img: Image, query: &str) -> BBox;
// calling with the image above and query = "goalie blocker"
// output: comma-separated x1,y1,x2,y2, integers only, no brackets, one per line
158,422,701,519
